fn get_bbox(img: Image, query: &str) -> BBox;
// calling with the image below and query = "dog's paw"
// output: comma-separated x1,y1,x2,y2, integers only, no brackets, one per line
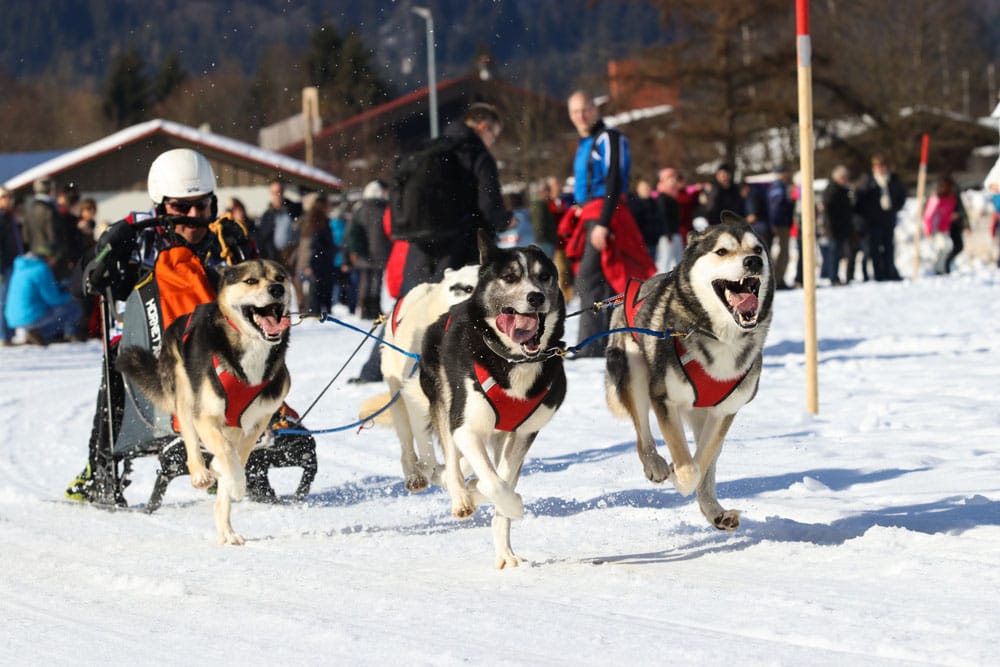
451,498,476,520
642,452,672,484
405,472,429,493
189,468,214,490
218,530,246,546
712,509,741,531
669,462,701,496
495,551,522,570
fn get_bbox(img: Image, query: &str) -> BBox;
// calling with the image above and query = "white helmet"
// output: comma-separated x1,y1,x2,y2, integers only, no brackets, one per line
147,148,216,205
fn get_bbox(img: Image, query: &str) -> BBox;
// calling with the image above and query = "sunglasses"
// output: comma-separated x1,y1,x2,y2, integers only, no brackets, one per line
165,196,212,213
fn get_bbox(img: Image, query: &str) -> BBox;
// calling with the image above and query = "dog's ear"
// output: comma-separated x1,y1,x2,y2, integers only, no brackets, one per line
477,228,498,263
720,210,745,226
216,262,236,286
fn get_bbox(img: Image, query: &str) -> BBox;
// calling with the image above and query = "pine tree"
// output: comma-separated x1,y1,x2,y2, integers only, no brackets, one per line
303,21,392,122
153,52,187,104
102,47,151,129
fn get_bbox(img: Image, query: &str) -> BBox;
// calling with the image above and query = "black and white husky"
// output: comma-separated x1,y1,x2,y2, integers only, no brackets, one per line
116,259,292,545
605,213,773,531
419,231,566,568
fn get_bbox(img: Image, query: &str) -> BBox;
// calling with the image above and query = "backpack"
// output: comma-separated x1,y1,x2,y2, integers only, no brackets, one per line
388,135,474,242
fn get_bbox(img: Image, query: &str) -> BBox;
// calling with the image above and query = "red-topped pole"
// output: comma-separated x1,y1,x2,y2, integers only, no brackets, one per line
796,0,818,414
912,133,930,280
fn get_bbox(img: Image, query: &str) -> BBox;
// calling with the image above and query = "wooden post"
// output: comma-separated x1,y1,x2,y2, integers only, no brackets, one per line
911,134,930,281
796,0,818,414
302,86,319,166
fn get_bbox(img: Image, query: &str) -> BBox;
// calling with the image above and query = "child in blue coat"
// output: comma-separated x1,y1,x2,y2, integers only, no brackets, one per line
4,248,81,344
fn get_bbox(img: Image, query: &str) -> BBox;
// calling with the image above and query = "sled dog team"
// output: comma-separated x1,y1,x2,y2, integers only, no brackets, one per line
118,215,773,568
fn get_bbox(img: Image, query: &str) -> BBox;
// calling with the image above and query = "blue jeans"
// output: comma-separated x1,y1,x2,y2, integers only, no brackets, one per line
29,300,82,343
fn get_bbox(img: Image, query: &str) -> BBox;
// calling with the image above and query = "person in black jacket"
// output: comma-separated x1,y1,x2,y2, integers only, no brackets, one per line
704,163,745,226
401,102,511,293
822,165,855,285
855,154,907,281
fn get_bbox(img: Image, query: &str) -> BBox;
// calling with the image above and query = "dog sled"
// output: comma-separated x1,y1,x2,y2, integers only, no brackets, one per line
67,214,317,510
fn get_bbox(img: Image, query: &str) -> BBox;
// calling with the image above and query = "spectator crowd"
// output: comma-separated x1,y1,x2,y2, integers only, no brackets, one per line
3,95,998,353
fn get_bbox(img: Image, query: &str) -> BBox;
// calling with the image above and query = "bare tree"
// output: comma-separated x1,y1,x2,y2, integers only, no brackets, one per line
632,0,798,175
811,0,990,176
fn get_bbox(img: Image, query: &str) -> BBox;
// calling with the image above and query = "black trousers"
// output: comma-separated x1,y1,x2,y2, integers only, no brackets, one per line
573,221,613,357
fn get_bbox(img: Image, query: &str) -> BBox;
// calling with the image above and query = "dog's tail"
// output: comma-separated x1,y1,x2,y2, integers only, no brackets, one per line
115,346,173,413
604,308,633,419
358,392,394,427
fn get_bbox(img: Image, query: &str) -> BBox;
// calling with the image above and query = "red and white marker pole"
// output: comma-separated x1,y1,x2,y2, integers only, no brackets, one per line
796,0,818,414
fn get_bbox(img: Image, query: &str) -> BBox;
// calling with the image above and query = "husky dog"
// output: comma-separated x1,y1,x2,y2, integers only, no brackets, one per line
419,231,567,568
605,213,773,531
116,259,292,545
374,265,479,492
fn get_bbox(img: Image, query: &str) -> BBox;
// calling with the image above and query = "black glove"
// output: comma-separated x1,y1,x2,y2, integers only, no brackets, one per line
97,219,137,249
82,255,110,297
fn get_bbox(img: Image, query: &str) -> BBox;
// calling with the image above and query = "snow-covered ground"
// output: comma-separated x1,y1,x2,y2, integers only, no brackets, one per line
2,258,999,665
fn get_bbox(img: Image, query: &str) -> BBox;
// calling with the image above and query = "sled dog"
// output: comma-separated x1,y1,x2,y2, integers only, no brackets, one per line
116,259,292,544
605,212,773,531
375,265,479,492
420,231,566,568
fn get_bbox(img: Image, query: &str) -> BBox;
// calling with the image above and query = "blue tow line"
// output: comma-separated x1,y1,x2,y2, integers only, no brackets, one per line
277,313,683,437
277,313,419,436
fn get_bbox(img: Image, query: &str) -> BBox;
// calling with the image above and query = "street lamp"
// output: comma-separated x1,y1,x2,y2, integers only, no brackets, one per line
412,6,438,138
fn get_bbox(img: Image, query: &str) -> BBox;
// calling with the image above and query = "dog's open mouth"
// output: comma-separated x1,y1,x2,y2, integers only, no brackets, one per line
495,308,544,354
713,277,762,328
242,303,291,342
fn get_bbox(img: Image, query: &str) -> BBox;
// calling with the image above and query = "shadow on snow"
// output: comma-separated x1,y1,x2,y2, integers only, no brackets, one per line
589,493,1000,565
293,453,998,555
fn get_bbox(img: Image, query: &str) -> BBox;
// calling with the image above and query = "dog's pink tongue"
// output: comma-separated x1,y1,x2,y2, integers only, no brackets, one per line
496,312,539,344
257,314,291,336
728,291,758,314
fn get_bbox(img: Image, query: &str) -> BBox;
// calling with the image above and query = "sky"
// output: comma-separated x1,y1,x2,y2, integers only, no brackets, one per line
1,229,998,665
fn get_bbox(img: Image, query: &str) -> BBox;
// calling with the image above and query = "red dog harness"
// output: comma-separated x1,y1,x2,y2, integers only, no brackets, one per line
211,353,270,428
473,363,549,432
177,312,272,429
442,316,550,432
623,278,747,408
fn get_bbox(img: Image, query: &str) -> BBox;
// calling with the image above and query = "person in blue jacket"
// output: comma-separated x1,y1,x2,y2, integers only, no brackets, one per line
4,246,81,345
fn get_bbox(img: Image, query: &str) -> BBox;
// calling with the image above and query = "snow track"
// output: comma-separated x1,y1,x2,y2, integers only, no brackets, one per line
1,272,999,665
